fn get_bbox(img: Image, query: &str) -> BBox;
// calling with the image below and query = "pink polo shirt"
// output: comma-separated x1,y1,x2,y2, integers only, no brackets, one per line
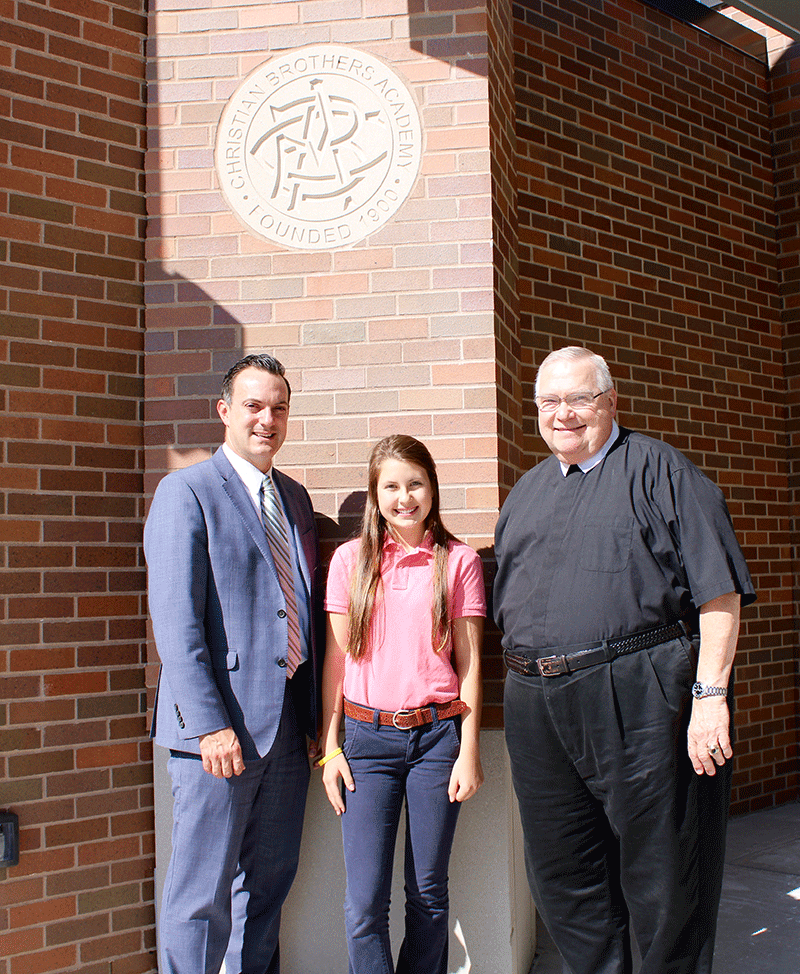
325,535,486,711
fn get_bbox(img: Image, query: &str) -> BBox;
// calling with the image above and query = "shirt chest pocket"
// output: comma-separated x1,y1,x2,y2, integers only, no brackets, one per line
577,517,633,573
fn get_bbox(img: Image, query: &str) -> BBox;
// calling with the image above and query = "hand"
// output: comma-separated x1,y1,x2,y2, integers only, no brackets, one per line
307,736,323,764
321,753,354,816
687,698,732,776
448,751,484,803
199,727,245,778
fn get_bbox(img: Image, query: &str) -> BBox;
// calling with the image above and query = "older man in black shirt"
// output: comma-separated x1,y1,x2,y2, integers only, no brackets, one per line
494,347,755,974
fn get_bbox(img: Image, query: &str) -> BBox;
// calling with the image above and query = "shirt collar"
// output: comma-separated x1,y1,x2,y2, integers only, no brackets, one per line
559,420,619,477
222,442,274,502
383,529,434,556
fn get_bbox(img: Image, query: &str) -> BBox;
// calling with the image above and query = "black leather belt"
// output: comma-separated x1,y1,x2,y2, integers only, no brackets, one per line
504,620,690,678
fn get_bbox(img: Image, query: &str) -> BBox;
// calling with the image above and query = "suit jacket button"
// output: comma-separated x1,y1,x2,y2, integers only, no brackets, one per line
277,609,287,618
277,658,287,668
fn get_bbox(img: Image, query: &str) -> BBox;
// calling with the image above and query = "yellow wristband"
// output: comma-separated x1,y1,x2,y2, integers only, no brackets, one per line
318,747,343,767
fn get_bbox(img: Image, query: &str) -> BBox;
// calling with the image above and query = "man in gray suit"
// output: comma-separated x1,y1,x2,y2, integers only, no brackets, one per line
145,353,322,974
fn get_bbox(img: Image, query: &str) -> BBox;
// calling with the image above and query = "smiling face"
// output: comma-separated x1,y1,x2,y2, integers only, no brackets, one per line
536,356,617,465
216,367,289,473
376,457,434,549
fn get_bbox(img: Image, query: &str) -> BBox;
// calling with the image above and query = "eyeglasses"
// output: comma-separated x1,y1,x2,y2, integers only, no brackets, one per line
534,390,610,412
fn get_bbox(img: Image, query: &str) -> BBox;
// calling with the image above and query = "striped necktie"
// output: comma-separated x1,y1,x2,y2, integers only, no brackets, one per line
261,474,302,677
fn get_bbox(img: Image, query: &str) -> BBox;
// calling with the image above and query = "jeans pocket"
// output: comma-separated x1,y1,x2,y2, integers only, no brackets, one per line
343,717,362,759
444,714,462,750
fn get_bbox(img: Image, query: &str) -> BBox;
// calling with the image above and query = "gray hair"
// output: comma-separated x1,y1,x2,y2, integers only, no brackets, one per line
535,347,613,396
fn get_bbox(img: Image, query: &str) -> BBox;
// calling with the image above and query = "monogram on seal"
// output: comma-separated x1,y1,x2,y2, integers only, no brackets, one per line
215,46,423,251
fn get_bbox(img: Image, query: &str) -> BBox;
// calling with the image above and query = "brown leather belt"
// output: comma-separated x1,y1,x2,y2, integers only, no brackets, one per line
504,620,690,678
343,698,467,730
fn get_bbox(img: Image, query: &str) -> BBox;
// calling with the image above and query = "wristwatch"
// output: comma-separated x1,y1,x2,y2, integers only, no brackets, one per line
691,682,727,699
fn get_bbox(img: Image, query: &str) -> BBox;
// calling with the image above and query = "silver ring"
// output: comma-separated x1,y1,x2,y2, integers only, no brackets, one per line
709,746,718,755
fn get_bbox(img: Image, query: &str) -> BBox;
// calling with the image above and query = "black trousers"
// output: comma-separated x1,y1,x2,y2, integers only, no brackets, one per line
504,635,731,974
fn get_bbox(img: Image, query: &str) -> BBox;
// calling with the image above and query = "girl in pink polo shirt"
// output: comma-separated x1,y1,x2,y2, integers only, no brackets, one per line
319,434,485,974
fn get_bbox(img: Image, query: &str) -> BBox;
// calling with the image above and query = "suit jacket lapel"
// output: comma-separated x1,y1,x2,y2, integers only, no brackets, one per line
212,448,275,566
213,450,311,593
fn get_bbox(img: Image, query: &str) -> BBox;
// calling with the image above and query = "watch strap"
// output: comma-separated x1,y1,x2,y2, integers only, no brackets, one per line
692,682,727,698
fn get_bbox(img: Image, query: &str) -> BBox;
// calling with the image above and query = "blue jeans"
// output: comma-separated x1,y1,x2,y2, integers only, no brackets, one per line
340,708,462,974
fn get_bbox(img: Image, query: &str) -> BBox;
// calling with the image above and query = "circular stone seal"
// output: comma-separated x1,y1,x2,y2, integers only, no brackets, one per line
215,45,423,251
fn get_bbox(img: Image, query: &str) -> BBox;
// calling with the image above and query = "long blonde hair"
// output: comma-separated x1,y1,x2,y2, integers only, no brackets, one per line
347,435,457,660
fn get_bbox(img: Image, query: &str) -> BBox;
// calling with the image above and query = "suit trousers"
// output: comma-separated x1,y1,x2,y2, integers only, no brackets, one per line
504,635,731,974
339,709,462,974
158,680,310,974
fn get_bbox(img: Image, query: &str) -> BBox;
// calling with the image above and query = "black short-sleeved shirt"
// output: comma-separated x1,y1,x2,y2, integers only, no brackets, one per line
493,427,756,654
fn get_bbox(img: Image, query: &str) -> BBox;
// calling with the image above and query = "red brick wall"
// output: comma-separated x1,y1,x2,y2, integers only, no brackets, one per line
4,3,796,968
772,41,800,804
0,2,152,972
513,0,797,814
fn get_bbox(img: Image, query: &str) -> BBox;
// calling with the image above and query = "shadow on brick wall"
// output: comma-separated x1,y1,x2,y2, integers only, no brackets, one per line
406,0,490,76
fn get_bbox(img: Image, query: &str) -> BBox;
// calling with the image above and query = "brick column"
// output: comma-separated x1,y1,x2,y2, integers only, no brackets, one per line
144,4,532,972
145,0,507,711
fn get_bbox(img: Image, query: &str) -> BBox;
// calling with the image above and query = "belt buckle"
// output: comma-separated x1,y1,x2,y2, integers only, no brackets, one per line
537,655,569,677
392,709,414,729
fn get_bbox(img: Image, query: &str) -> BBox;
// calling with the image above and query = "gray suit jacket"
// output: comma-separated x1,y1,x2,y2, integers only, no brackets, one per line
144,447,322,760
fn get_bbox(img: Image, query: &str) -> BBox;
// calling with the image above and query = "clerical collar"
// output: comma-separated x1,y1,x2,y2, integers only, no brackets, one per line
559,421,619,477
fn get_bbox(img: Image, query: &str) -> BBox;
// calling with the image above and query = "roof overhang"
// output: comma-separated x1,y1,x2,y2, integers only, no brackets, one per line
722,1,800,42
645,0,799,62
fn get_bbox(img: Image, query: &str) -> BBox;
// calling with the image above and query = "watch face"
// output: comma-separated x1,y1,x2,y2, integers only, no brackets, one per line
692,682,703,698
